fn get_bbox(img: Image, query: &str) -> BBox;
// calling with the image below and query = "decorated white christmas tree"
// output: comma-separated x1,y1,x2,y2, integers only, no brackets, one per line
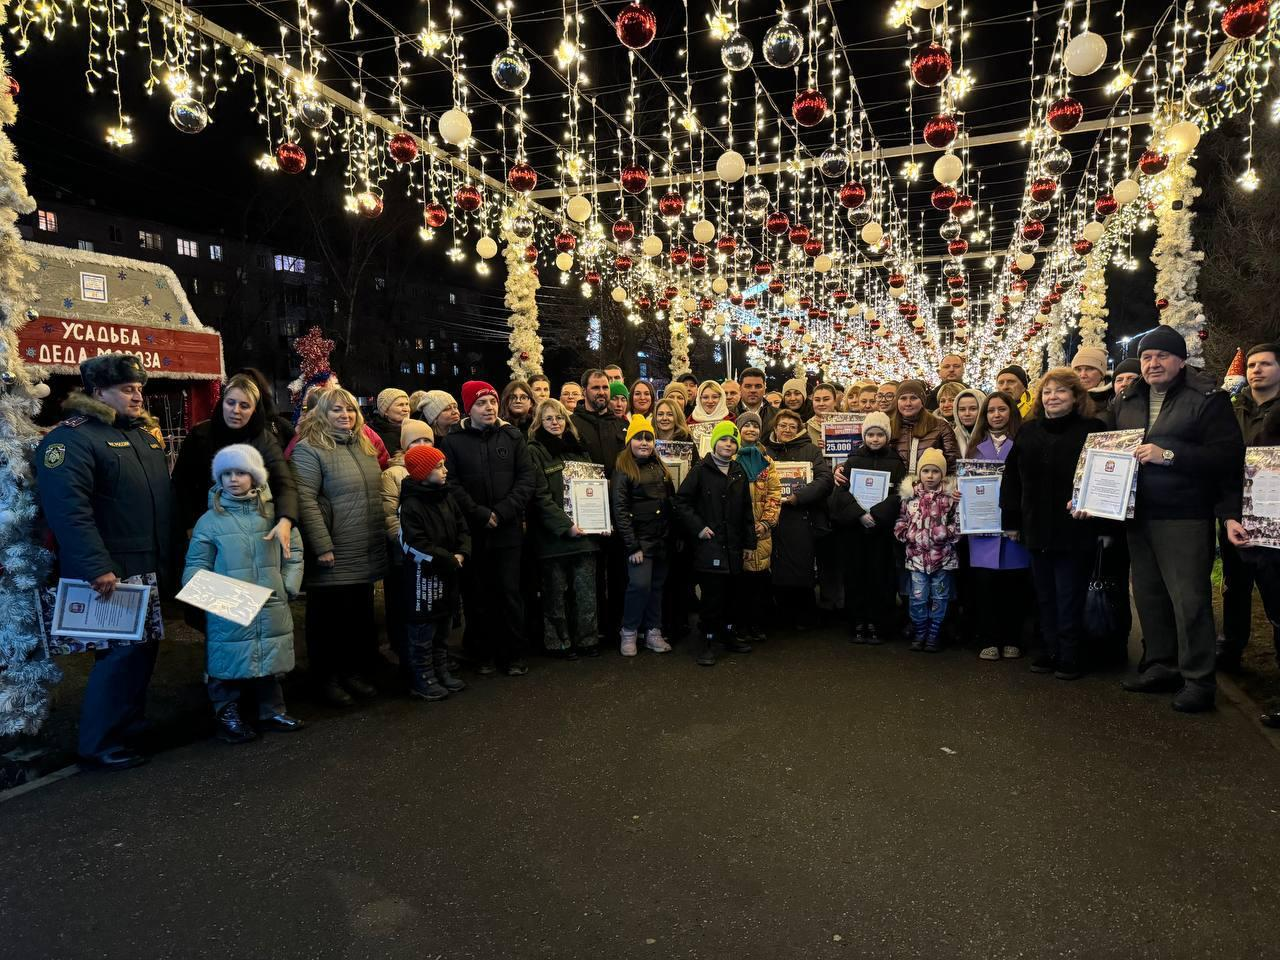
0,47,59,737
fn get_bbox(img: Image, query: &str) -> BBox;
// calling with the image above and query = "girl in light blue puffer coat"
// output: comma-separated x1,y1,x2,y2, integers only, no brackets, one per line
183,444,305,744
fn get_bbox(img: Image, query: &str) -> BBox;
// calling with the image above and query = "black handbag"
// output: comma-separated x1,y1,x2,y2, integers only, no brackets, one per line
1083,539,1117,639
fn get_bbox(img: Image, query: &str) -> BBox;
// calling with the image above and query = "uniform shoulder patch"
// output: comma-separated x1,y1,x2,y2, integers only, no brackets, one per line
106,440,130,448
43,443,66,468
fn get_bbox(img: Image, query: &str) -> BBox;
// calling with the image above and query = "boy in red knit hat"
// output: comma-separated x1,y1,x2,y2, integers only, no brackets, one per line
397,444,470,700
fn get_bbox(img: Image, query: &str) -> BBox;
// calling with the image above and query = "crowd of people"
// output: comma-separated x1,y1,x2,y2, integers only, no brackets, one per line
31,331,1280,770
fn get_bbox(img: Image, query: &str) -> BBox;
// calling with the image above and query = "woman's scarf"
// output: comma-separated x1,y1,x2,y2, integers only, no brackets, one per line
689,379,729,423
209,402,265,452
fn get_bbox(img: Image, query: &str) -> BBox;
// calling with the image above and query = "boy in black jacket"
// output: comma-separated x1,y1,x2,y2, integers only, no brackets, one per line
831,413,906,644
399,445,471,701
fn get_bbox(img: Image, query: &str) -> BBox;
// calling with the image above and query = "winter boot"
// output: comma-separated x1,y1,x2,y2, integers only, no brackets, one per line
722,625,753,654
644,628,672,653
865,624,882,646
849,623,867,644
909,624,926,652
620,629,639,657
408,634,449,702
433,643,467,692
215,703,257,744
696,633,718,666
924,620,942,653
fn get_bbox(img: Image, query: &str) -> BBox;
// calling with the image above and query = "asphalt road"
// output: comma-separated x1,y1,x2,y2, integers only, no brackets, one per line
4,631,1279,960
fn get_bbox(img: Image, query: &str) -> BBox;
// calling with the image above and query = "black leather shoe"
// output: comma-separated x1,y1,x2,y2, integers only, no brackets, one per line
504,660,529,677
1171,686,1215,713
1122,672,1183,693
320,679,355,707
577,646,601,658
78,748,148,771
260,713,306,732
216,704,258,744
341,675,378,698
723,638,753,654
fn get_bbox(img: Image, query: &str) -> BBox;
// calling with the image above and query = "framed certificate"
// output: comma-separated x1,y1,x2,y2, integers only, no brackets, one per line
819,413,864,460
850,469,891,511
568,478,612,535
562,460,607,522
50,578,152,644
1076,447,1138,521
957,474,1003,534
1243,446,1280,549
1071,429,1142,519
773,461,813,499
655,439,696,490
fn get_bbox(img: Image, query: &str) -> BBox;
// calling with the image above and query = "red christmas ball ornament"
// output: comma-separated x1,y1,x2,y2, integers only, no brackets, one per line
524,245,538,264
454,184,483,212
1138,149,1169,176
586,270,602,285
754,261,773,276
423,202,448,229
555,232,577,253
791,88,829,127
888,272,906,288
743,298,758,310
669,246,689,266
1047,291,1063,305
519,351,529,362
275,141,307,175
664,285,679,299
869,319,882,330
798,295,813,309
1095,193,1119,216
1198,328,1210,342
807,309,821,320
1030,177,1058,202
779,317,792,328
356,191,384,219
832,289,849,302
612,218,635,242
615,254,633,272
930,185,958,211
656,297,670,310
1054,282,1069,295
950,194,974,218
994,317,1006,328
948,238,969,256
1222,0,1271,40
923,113,959,149
788,224,811,245
1047,96,1084,134
838,181,867,209
507,162,538,193
620,163,650,194
638,295,652,309
717,235,738,255
911,42,952,87
658,192,684,218
689,316,703,328
1011,278,1028,293
729,294,743,306
1039,304,1053,316
388,132,419,165
5,76,18,97
690,251,708,270
1073,238,1094,255
1156,296,1170,311
1021,219,1045,242
832,321,844,332
700,297,714,311
615,2,658,50
766,211,791,235
768,278,785,294
803,238,823,257
947,274,966,290
950,295,966,308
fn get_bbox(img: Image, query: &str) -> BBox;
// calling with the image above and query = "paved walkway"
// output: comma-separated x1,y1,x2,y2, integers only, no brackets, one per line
4,633,1278,960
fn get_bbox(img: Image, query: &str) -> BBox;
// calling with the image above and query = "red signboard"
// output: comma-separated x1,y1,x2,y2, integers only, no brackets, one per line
17,316,223,380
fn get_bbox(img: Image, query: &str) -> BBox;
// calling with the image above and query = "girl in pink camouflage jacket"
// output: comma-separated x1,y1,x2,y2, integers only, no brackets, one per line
894,448,959,652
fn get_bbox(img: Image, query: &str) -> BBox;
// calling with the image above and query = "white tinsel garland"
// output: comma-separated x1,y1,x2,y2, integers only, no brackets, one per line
501,232,543,381
1077,248,1110,348
0,39,59,738
669,316,690,378
1151,157,1206,364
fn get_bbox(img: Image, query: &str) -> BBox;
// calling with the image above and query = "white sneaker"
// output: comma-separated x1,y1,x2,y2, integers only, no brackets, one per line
644,629,672,653
1002,646,1023,660
978,646,1000,661
620,631,638,657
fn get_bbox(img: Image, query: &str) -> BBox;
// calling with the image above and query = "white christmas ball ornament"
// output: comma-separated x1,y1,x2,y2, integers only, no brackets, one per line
610,285,627,303
1166,120,1201,155
863,306,877,322
555,252,574,271
715,149,747,183
1082,220,1106,243
1065,31,1107,77
1113,178,1140,205
681,296,698,313
475,236,499,259
692,219,716,244
712,276,729,294
641,234,663,257
1009,289,1024,304
438,109,472,146
892,285,908,299
860,221,884,246
934,152,963,185
1015,252,1035,271
566,194,593,223
813,254,833,273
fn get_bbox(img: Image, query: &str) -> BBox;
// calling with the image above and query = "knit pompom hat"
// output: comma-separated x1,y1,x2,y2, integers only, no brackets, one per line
917,448,947,476
709,420,740,450
418,390,456,424
862,411,891,438
377,388,409,415
400,419,434,450
624,414,655,444
212,443,268,487
404,443,447,481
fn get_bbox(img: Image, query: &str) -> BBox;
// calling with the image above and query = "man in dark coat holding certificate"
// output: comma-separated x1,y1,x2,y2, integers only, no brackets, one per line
35,354,172,770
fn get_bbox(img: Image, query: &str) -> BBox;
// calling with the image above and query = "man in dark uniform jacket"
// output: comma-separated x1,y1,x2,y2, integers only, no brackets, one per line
36,355,173,770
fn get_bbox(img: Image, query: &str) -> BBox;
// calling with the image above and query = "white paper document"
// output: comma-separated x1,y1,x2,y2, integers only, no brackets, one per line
177,569,274,627
51,578,152,642
1251,468,1280,520
850,469,891,511
569,478,613,535
957,474,1002,535
1077,447,1137,521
